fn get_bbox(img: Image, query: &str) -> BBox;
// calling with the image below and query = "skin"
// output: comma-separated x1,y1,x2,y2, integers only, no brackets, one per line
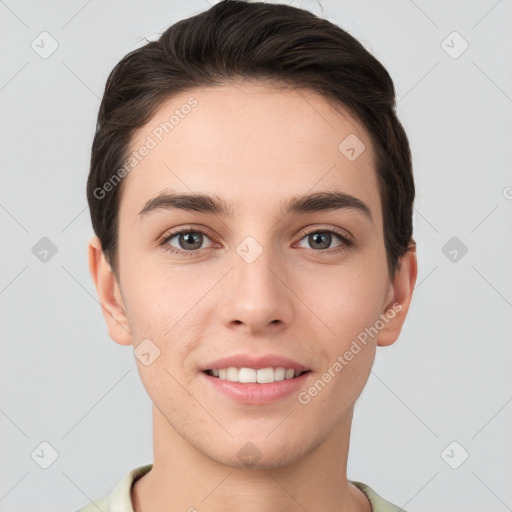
89,80,417,512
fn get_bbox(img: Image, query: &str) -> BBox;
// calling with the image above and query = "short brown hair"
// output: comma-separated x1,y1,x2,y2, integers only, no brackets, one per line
87,0,415,280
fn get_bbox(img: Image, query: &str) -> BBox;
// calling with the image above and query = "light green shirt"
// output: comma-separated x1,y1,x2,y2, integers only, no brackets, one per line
75,464,406,512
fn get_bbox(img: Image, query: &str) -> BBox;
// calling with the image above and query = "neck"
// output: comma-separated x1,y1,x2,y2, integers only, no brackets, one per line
131,405,371,512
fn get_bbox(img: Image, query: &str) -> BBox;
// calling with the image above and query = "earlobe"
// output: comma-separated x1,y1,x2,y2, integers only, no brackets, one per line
377,242,418,347
88,235,132,346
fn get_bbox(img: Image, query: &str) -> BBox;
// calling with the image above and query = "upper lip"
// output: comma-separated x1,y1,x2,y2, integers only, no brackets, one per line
201,354,310,373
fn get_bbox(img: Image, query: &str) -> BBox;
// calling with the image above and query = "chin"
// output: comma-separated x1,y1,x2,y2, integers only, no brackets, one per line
201,433,316,471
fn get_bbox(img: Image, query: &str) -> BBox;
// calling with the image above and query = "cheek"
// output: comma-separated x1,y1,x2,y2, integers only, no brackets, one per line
120,258,193,329
304,271,382,407
307,266,386,343
120,260,215,367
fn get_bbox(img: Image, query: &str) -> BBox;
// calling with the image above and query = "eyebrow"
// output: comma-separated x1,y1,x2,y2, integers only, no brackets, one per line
137,190,373,223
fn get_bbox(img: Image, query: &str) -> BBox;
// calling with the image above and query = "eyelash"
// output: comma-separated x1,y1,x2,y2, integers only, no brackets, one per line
159,225,355,258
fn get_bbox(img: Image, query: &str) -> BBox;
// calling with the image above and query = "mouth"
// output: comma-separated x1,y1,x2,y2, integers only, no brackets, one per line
202,367,311,383
201,366,312,404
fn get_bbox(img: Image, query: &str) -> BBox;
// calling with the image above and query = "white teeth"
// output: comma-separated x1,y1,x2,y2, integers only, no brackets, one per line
210,366,304,383
256,367,274,383
274,367,286,381
239,367,257,383
226,367,238,381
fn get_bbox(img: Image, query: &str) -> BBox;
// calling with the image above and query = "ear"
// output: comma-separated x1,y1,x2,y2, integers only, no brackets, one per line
88,235,132,346
377,240,418,347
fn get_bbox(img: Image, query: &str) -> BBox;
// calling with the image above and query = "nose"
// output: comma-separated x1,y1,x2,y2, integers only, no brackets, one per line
218,242,295,335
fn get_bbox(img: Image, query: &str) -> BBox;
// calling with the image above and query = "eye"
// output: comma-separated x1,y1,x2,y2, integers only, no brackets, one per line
161,228,215,256
296,227,354,252
159,225,355,258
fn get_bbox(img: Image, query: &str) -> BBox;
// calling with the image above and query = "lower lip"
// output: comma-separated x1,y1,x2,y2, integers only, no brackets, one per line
200,371,311,405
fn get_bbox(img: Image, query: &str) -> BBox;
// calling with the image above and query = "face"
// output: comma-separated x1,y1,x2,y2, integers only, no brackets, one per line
91,80,415,470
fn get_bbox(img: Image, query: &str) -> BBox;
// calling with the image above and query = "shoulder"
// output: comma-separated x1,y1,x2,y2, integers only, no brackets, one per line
74,495,109,512
350,480,407,512
73,464,153,512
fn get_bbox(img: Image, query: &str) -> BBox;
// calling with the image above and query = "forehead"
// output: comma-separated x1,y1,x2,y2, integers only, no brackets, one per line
121,80,381,224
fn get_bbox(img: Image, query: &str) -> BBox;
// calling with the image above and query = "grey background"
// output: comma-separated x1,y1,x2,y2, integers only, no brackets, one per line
1,1,511,511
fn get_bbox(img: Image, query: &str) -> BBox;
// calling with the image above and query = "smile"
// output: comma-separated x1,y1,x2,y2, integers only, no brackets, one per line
204,367,310,383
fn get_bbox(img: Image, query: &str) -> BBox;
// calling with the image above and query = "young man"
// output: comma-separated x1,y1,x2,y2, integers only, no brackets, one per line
79,1,417,511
